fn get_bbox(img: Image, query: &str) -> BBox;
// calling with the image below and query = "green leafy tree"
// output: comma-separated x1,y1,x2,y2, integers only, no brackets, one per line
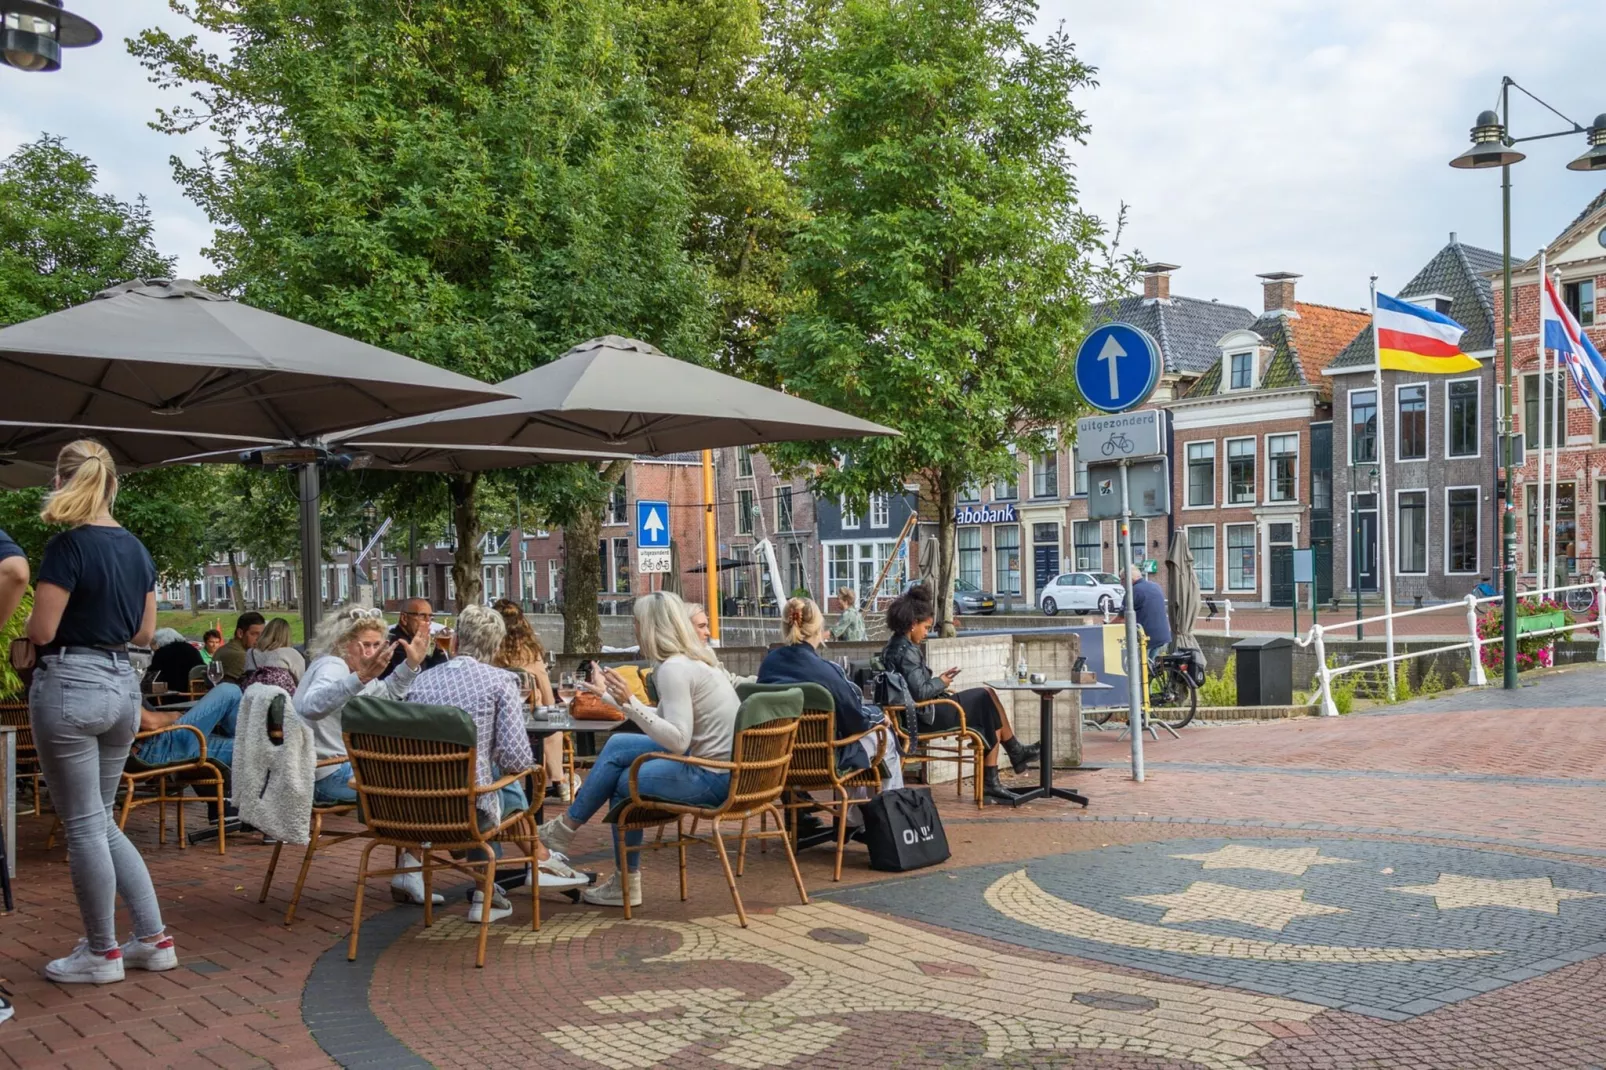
760,0,1135,632
133,0,717,626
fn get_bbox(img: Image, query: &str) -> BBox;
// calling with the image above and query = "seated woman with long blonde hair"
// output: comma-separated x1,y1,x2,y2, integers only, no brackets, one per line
537,591,739,909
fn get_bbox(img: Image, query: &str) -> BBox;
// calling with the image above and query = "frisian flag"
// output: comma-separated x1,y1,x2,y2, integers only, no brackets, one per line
1374,293,1481,374
1541,272,1606,421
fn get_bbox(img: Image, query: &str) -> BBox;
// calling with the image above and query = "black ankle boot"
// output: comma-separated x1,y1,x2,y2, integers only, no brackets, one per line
1003,738,1040,774
983,767,1018,804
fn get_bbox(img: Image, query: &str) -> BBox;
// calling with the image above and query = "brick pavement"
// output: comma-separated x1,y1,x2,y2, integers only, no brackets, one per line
1,668,1603,1068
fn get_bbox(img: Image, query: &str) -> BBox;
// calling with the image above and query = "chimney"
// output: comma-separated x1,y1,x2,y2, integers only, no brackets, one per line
1257,271,1301,314
1141,262,1180,301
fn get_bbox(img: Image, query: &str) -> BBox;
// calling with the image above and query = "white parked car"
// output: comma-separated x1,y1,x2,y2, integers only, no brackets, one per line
1038,571,1125,617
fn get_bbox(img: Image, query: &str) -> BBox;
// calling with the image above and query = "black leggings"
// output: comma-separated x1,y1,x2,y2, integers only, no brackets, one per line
923,687,1004,751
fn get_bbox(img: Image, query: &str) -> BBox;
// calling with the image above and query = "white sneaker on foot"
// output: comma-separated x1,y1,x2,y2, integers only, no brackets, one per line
0,984,14,1025
468,886,513,924
44,940,124,985
390,853,445,906
537,855,590,890
581,870,642,908
536,814,577,856
120,934,178,972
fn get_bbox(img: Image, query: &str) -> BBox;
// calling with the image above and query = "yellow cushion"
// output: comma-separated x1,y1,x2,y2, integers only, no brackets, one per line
609,664,653,704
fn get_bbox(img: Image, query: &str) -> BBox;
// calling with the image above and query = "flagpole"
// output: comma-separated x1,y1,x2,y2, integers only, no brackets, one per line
1536,253,1547,598
1369,276,1396,700
1550,263,1562,596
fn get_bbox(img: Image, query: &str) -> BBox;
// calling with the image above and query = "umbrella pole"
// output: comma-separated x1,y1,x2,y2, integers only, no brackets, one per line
702,449,720,641
298,464,324,634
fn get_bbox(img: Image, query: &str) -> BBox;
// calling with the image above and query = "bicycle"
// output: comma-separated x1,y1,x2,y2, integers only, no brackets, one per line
1100,432,1134,457
1147,652,1199,730
1473,579,1596,616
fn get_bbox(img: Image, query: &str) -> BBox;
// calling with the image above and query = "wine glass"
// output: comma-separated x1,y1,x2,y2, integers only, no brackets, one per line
206,659,224,686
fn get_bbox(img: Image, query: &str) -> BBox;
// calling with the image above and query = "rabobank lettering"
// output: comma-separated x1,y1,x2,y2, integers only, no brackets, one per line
954,503,1018,524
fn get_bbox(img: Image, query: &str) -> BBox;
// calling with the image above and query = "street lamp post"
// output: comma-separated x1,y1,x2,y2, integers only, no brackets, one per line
0,1,99,72
1449,79,1606,689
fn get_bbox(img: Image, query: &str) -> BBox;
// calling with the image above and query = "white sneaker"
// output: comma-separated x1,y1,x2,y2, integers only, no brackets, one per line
537,855,590,890
581,870,642,908
44,940,124,985
536,815,578,856
468,886,513,924
390,853,446,906
0,984,14,1025
558,776,576,803
120,934,178,972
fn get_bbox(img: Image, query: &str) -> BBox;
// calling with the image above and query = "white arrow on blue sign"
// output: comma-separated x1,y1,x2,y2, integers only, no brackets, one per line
1074,322,1163,413
636,499,671,548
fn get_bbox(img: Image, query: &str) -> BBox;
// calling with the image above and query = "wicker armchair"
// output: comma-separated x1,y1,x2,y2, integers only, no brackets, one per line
736,682,885,882
119,723,229,854
606,689,808,926
881,695,986,809
341,696,544,968
256,696,367,926
187,664,214,698
0,701,43,817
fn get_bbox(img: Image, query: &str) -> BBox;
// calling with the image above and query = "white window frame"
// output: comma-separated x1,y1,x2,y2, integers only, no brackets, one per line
1184,440,1215,510
775,485,794,532
548,559,560,602
1264,432,1299,504
840,496,861,530
1226,350,1256,392
1185,524,1216,593
1071,520,1101,572
1443,485,1481,575
1224,436,1256,506
869,492,890,529
736,445,754,478
956,526,983,589
1224,523,1257,592
1444,376,1481,460
1349,388,1378,465
1396,488,1429,575
736,487,755,535
1395,382,1429,463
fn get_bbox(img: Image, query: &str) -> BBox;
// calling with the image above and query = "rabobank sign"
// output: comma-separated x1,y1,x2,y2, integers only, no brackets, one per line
954,503,1018,524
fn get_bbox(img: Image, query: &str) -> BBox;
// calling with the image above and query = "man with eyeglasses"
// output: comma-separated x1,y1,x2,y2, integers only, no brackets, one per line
380,597,449,680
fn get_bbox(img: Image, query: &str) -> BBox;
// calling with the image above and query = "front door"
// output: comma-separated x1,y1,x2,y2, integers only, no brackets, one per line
1352,495,1378,592
1032,523,1060,599
1268,523,1294,606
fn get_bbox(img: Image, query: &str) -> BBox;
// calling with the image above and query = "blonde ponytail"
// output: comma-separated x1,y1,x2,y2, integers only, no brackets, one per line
781,597,825,646
41,439,118,527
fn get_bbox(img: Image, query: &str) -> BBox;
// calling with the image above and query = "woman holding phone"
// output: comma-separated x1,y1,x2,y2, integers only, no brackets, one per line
25,439,173,983
879,587,1035,803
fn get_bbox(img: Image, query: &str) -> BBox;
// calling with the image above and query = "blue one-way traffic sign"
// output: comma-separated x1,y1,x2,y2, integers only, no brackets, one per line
1074,322,1163,413
636,500,670,547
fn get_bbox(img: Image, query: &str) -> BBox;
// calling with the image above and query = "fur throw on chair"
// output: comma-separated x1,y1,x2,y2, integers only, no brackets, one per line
235,683,316,845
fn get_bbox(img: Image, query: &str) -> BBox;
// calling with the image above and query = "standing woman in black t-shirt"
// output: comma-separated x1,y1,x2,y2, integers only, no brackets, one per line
25,440,176,984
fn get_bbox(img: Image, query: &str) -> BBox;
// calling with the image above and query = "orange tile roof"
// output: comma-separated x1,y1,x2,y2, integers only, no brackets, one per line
1288,301,1370,393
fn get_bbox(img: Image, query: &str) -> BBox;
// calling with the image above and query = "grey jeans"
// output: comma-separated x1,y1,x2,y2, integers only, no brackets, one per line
30,653,164,951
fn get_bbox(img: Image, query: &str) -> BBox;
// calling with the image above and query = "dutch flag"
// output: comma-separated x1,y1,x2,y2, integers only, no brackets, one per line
1541,272,1606,421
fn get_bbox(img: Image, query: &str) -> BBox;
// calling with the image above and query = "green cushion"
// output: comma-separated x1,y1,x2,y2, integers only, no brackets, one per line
343,696,477,748
735,688,804,735
737,681,835,714
267,694,286,736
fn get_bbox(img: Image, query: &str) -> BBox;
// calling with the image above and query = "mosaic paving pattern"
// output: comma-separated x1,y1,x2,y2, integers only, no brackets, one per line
829,837,1606,1018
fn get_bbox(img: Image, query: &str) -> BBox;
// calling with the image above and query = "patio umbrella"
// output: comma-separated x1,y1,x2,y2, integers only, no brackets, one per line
334,441,630,474
0,279,510,440
662,540,683,597
1165,530,1202,652
345,335,897,455
0,278,515,626
0,420,282,483
687,558,745,574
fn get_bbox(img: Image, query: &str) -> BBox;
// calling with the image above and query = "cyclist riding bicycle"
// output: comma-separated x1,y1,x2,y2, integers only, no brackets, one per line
1125,564,1170,659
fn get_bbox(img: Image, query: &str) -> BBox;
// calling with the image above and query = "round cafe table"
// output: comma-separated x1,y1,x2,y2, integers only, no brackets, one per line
984,680,1109,807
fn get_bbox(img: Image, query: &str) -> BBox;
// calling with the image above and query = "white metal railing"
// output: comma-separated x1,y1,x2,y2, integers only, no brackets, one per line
1302,572,1606,716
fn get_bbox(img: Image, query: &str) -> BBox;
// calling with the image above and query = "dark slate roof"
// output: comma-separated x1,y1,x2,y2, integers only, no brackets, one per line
1091,294,1256,377
1182,301,1369,401
1328,238,1501,370
1559,187,1606,242
1183,315,1297,398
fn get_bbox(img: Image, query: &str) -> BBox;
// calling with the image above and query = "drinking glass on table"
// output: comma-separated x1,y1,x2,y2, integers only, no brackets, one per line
206,659,224,686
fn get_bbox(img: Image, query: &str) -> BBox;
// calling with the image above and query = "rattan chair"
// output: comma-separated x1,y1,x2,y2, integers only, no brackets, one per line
0,701,43,817
341,696,544,968
187,664,214,698
736,682,885,881
606,689,808,927
881,695,986,809
119,723,229,854
256,696,367,925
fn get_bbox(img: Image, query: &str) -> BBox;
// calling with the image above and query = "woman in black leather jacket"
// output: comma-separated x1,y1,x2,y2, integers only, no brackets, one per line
880,589,1037,803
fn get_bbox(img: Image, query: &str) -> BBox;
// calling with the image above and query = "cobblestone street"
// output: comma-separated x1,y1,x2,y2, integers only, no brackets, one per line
3,667,1604,1068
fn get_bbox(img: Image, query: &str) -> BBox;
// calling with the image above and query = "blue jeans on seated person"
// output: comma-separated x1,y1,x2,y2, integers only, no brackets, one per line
468,780,529,865
136,683,242,769
566,732,729,871
313,761,357,805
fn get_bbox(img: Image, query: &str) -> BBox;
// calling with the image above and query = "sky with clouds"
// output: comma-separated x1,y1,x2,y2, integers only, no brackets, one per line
7,1,1604,316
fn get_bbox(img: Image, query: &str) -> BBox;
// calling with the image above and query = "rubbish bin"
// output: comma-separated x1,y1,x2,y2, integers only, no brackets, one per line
1232,635,1294,706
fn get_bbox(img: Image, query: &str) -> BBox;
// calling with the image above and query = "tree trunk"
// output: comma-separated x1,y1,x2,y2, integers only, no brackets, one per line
226,550,246,612
562,501,604,654
448,474,483,610
934,476,959,637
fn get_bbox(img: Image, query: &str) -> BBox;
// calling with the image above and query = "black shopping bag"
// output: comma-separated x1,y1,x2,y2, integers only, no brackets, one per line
860,787,950,872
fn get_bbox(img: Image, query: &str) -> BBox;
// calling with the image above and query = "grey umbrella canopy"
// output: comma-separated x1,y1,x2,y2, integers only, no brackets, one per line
346,335,897,455
338,440,631,474
0,279,513,441
1165,530,1202,652
0,420,281,485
